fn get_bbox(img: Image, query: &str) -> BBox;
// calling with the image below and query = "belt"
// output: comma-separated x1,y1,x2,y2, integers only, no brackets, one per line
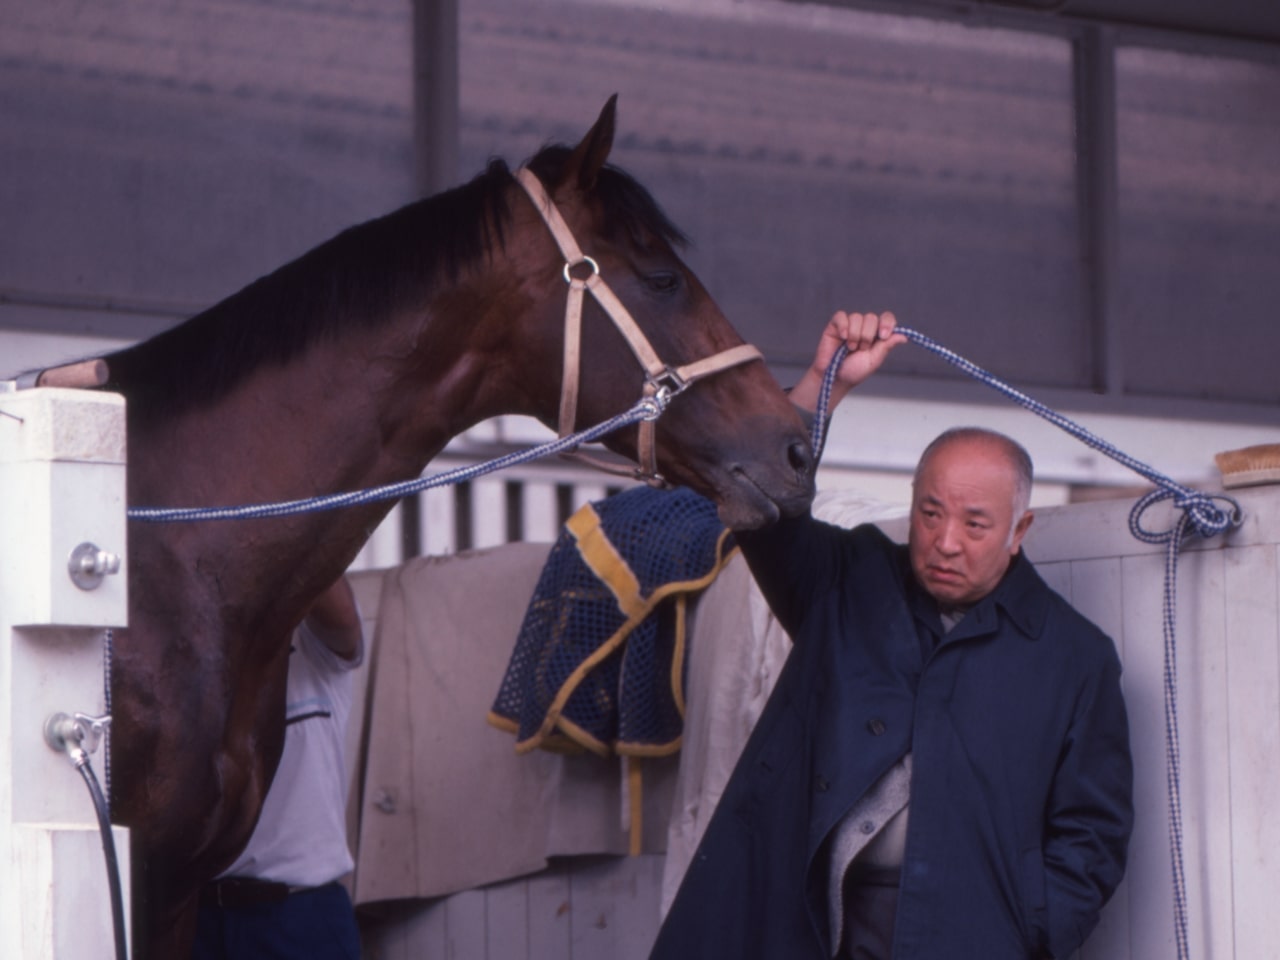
201,877,311,909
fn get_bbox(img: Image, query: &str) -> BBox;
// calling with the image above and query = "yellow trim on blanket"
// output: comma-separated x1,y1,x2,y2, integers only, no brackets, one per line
509,508,738,758
615,737,683,758
672,595,687,718
628,757,644,856
487,711,519,736
566,503,645,617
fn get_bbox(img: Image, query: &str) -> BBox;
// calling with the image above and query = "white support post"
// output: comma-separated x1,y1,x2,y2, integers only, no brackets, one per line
0,384,131,959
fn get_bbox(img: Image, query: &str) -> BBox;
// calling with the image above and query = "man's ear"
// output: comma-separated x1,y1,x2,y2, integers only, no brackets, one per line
1010,510,1034,554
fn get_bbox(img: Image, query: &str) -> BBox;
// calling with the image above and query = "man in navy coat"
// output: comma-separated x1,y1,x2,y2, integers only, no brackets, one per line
651,312,1133,960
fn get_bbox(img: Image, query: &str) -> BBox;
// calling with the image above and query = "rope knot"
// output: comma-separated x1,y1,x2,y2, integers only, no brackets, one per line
1180,491,1241,538
1129,487,1241,545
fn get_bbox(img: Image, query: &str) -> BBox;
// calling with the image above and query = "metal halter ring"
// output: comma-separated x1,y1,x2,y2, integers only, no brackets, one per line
563,255,600,285
646,367,688,407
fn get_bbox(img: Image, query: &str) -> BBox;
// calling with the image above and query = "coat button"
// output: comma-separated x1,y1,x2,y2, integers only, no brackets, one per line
867,718,886,736
815,775,830,793
860,820,876,835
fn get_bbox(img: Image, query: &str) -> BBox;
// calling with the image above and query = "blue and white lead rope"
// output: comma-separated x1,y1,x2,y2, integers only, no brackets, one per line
127,396,664,523
814,327,1241,960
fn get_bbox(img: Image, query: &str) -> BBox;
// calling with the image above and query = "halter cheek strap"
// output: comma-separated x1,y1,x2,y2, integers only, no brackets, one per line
515,168,763,484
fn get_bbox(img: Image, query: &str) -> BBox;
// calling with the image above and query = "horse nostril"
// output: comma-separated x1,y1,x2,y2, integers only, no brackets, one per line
787,438,814,477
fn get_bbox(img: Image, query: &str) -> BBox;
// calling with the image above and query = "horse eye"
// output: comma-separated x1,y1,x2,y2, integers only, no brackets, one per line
644,271,681,294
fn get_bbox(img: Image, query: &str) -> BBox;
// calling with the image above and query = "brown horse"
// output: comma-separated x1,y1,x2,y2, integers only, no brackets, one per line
99,96,814,957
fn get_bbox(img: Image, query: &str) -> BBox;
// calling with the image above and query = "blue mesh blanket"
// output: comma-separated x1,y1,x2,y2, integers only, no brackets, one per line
488,486,734,757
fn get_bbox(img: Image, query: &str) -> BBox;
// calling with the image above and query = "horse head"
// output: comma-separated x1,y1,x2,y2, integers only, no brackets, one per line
497,96,815,529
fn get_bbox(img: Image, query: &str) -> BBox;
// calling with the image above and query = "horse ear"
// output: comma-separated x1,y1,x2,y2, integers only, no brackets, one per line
563,94,617,192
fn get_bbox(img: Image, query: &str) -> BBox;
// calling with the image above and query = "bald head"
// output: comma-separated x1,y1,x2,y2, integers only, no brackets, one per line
915,427,1033,523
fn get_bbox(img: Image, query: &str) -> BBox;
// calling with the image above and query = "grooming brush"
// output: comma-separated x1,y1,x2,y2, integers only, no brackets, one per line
1214,443,1280,489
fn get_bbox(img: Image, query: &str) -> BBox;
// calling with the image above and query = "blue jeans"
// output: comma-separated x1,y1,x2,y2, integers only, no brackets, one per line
194,881,361,960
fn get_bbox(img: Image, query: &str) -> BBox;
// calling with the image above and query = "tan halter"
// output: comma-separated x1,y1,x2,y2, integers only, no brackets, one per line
515,167,763,485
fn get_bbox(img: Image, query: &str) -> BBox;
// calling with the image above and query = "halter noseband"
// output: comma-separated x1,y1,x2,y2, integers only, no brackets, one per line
515,167,763,485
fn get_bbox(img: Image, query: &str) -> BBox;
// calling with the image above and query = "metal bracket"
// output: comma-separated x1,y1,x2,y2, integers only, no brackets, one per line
44,711,112,767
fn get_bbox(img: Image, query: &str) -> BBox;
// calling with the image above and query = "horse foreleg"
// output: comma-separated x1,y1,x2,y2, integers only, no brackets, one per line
148,892,201,960
126,837,199,960
130,855,201,960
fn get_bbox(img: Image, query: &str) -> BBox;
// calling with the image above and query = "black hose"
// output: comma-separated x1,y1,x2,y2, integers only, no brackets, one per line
76,757,129,960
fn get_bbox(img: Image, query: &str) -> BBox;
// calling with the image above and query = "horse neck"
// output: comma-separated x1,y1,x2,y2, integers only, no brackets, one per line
124,288,539,628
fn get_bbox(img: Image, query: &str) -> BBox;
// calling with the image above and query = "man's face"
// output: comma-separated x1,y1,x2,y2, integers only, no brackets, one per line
908,437,1033,609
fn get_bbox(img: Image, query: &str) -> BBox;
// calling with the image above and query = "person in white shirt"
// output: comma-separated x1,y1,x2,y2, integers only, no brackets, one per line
194,575,363,960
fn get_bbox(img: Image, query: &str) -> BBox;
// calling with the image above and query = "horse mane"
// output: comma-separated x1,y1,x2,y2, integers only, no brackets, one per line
102,144,687,421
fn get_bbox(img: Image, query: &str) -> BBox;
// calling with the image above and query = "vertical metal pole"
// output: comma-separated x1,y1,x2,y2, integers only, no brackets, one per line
413,0,460,199
403,0,460,561
1074,25,1122,396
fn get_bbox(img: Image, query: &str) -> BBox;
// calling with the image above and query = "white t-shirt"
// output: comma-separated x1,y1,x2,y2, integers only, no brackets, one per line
218,622,363,887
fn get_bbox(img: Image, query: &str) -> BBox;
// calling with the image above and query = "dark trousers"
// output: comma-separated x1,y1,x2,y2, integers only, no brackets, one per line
194,881,361,960
839,872,900,960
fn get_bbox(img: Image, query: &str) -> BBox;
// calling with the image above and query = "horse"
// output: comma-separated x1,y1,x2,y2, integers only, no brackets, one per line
94,96,815,957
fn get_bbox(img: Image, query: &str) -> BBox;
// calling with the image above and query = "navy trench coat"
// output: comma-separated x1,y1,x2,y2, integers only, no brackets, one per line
651,518,1132,960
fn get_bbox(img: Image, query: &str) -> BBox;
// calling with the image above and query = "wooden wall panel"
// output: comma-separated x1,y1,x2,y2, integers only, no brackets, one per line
566,856,663,960
1120,549,1177,960
1174,550,1234,960
360,857,664,960
445,889,488,957
1070,557,1130,960
526,869,573,958
362,900,445,960
1223,543,1280,955
485,881,531,958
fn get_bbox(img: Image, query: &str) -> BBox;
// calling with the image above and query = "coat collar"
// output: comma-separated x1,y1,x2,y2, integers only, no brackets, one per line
990,550,1052,640
903,548,1051,644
